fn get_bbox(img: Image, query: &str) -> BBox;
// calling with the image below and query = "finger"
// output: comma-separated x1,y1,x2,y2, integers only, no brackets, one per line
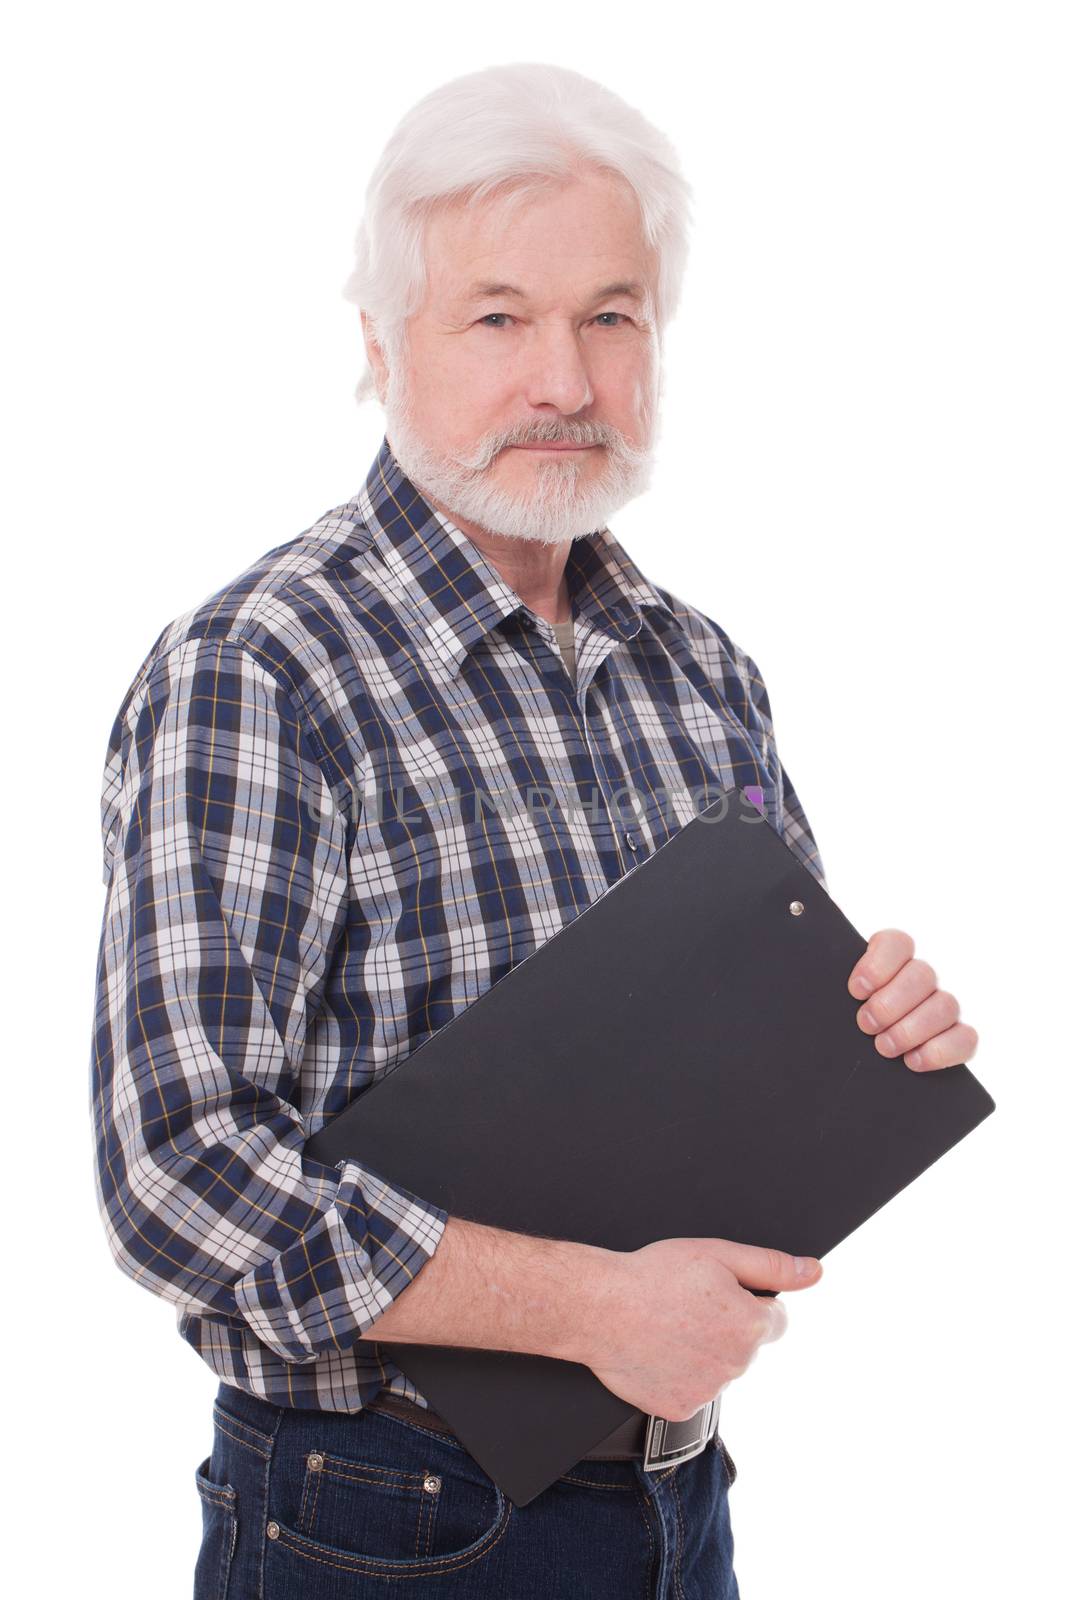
760,1297,789,1344
871,989,960,1058
848,929,915,999
903,1022,979,1072
855,957,938,1034
714,1240,822,1291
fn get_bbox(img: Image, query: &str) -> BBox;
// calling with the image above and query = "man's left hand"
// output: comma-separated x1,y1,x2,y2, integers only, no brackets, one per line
847,929,979,1072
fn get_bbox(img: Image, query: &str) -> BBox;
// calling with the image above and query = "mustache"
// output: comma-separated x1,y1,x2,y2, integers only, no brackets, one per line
387,390,649,475
468,428,626,471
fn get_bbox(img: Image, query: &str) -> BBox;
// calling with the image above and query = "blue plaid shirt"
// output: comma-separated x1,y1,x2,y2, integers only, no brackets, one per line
90,434,825,1414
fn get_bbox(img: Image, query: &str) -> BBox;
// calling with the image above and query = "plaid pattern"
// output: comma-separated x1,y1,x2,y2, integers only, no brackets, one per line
90,433,825,1414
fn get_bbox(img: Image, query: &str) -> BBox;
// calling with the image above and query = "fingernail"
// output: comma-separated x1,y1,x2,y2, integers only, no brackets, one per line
853,975,873,997
794,1256,816,1276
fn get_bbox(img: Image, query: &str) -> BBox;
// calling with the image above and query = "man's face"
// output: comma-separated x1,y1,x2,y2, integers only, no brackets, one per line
363,168,663,547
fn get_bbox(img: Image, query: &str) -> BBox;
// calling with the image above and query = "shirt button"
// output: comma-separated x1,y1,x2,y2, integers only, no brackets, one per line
624,831,639,851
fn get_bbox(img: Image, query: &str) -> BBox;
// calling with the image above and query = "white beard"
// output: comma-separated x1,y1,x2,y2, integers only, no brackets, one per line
380,361,663,549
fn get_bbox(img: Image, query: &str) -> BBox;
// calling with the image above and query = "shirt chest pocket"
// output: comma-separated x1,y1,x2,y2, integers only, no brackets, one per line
608,687,782,842
347,781,568,991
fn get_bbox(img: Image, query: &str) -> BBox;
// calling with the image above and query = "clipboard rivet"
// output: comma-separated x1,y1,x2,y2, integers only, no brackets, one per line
789,900,805,916
423,1474,442,1494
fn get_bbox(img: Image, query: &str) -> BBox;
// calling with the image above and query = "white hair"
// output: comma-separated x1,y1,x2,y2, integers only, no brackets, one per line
342,62,695,406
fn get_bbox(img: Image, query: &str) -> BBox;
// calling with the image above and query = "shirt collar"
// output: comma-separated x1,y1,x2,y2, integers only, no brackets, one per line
350,434,675,680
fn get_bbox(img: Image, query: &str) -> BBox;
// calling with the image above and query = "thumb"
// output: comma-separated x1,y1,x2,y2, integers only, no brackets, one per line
710,1239,823,1292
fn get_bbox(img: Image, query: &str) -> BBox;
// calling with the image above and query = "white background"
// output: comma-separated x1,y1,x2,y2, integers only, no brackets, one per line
3,3,1063,1595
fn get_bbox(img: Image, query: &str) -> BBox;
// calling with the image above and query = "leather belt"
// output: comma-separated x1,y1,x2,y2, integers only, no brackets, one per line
365,1389,720,1471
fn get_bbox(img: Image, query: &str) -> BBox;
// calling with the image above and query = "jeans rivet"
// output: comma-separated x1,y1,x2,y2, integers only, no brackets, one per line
423,1474,442,1494
266,1521,280,1539
307,1451,324,1471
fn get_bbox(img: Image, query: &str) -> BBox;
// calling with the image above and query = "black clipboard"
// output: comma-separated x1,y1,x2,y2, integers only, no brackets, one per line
304,785,994,1505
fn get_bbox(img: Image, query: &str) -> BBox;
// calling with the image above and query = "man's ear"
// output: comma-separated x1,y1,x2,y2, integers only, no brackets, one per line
360,311,388,405
360,308,376,359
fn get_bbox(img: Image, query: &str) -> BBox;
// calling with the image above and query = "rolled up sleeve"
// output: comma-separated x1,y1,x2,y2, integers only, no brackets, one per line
90,635,448,1365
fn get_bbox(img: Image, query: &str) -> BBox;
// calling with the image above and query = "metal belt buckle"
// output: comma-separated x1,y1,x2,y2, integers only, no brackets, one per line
643,1393,721,1472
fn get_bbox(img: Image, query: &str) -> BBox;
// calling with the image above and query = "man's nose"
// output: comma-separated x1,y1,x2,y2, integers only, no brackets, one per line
519,328,595,415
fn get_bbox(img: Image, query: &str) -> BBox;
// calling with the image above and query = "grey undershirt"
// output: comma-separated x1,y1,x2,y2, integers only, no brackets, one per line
551,618,577,686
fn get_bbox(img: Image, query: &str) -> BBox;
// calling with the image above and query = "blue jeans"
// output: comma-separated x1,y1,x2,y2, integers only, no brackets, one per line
194,1378,741,1598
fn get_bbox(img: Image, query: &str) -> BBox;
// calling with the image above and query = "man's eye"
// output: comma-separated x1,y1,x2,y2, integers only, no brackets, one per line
477,313,631,329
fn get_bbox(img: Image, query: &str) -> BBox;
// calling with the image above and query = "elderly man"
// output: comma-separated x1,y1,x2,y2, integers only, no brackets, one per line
91,62,977,1600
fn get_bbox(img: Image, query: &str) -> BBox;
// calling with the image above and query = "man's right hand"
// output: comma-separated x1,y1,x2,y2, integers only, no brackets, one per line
584,1237,823,1422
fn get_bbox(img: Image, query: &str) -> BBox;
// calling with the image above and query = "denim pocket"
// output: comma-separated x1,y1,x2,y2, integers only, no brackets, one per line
715,1433,738,1488
193,1454,237,1600
265,1419,511,1579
